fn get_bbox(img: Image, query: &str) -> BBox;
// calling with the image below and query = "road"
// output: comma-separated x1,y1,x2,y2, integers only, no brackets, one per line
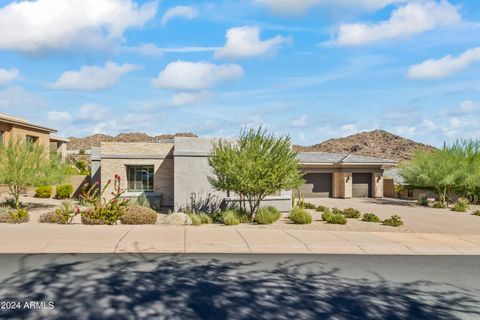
0,254,479,319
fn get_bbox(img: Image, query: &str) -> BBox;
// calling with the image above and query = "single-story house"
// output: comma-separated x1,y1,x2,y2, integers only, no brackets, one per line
383,168,437,200
91,137,397,212
0,113,69,160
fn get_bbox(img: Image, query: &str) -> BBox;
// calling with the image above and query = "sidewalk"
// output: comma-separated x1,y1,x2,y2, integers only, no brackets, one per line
1,224,480,254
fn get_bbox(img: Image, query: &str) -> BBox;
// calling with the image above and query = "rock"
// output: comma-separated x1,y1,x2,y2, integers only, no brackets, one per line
159,212,192,225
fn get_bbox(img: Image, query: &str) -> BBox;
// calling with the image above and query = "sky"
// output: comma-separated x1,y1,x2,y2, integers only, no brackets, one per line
0,0,479,147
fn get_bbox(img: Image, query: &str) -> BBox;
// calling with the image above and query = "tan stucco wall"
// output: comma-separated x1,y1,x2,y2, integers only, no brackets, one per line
332,172,353,198
100,142,175,206
372,172,384,198
384,179,396,198
0,122,51,152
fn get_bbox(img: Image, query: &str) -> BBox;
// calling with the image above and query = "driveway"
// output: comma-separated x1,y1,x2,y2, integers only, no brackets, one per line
308,197,480,234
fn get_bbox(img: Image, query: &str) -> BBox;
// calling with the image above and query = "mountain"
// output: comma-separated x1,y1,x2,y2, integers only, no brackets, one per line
293,130,436,161
67,132,197,150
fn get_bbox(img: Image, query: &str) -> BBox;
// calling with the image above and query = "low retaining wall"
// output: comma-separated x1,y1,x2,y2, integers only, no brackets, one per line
224,196,292,213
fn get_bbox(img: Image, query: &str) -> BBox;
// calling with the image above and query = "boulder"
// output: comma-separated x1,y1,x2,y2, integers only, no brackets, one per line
159,212,192,225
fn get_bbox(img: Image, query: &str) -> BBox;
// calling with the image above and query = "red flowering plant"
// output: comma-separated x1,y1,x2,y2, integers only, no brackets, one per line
81,175,130,225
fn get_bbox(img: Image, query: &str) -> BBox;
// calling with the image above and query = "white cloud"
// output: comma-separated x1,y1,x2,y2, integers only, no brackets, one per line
171,91,213,107
0,68,19,85
459,100,480,114
161,6,196,26
394,126,416,137
0,0,158,53
215,26,289,59
124,43,219,56
335,1,461,46
253,0,405,15
341,124,358,136
421,119,437,131
407,47,480,79
75,103,109,122
48,111,72,122
151,61,244,91
52,62,138,91
290,114,308,127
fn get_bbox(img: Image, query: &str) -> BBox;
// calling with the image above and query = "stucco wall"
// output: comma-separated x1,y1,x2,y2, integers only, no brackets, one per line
0,122,51,152
372,172,384,198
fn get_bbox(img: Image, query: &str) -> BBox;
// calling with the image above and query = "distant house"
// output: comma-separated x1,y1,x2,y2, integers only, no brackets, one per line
0,113,68,160
383,168,436,200
91,137,397,211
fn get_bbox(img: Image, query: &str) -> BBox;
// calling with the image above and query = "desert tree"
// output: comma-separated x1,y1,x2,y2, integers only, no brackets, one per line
208,127,304,220
0,139,64,208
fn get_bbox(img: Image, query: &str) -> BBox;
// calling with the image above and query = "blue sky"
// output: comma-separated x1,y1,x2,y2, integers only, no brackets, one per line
0,0,479,147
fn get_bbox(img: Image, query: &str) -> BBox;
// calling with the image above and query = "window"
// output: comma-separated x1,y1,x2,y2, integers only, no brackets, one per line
407,189,414,198
0,131,3,145
26,135,38,144
127,166,154,192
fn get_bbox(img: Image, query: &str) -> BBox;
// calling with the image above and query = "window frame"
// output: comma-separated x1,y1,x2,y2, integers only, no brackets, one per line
0,131,3,145
127,165,155,192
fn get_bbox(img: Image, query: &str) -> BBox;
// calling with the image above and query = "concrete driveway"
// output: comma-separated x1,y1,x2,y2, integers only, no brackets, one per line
308,197,480,234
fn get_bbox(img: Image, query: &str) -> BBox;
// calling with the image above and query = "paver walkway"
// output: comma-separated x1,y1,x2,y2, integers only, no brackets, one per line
0,224,479,255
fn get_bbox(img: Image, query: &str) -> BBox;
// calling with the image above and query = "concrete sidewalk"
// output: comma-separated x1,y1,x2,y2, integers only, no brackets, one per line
1,224,480,254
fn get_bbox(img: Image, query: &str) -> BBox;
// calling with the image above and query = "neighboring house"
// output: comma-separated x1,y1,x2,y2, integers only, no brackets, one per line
0,113,68,160
383,168,436,200
92,137,397,212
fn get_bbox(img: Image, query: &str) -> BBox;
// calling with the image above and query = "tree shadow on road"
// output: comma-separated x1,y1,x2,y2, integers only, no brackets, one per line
0,254,478,319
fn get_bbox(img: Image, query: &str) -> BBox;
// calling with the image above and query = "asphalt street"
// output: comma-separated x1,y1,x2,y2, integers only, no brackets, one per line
0,254,479,319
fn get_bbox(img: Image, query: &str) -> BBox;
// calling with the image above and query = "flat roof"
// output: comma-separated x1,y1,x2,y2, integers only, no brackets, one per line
297,152,397,165
0,113,57,133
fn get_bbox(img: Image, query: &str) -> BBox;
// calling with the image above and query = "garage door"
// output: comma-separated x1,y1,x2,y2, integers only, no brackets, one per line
352,173,372,198
300,173,332,198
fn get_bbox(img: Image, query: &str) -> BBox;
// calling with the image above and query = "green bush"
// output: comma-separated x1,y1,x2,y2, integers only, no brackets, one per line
332,207,343,215
120,205,157,225
0,208,29,224
0,198,16,209
303,202,317,209
472,210,480,216
34,186,53,198
198,212,213,224
255,206,281,225
40,202,78,224
342,208,361,219
55,184,73,199
321,211,332,222
289,207,312,224
417,196,429,207
326,214,347,225
189,214,202,226
316,205,329,212
382,215,404,227
361,213,380,223
451,198,470,212
222,210,241,226
432,202,446,209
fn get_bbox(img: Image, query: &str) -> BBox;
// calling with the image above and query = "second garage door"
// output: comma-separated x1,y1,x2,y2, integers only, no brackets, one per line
301,173,332,198
352,173,372,198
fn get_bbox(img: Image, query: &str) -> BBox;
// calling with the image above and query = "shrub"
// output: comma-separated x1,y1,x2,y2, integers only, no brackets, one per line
432,202,446,209
417,196,429,207
361,213,380,223
39,212,63,224
332,207,343,215
255,206,281,225
321,211,332,222
289,207,312,224
0,198,16,209
326,214,347,225
303,202,317,210
472,210,480,216
382,215,404,227
55,184,73,199
189,214,202,226
316,205,329,212
34,186,53,198
0,208,29,224
198,212,213,224
119,205,157,225
40,202,78,224
452,198,470,212
222,210,241,226
342,208,361,219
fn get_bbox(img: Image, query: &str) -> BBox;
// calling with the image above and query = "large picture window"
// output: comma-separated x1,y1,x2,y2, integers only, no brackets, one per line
127,166,154,192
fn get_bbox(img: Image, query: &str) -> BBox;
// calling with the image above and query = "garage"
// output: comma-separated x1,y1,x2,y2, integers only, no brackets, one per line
352,173,372,198
300,173,332,198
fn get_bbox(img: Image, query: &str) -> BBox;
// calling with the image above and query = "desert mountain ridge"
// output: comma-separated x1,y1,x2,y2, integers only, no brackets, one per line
68,129,435,161
293,129,436,161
